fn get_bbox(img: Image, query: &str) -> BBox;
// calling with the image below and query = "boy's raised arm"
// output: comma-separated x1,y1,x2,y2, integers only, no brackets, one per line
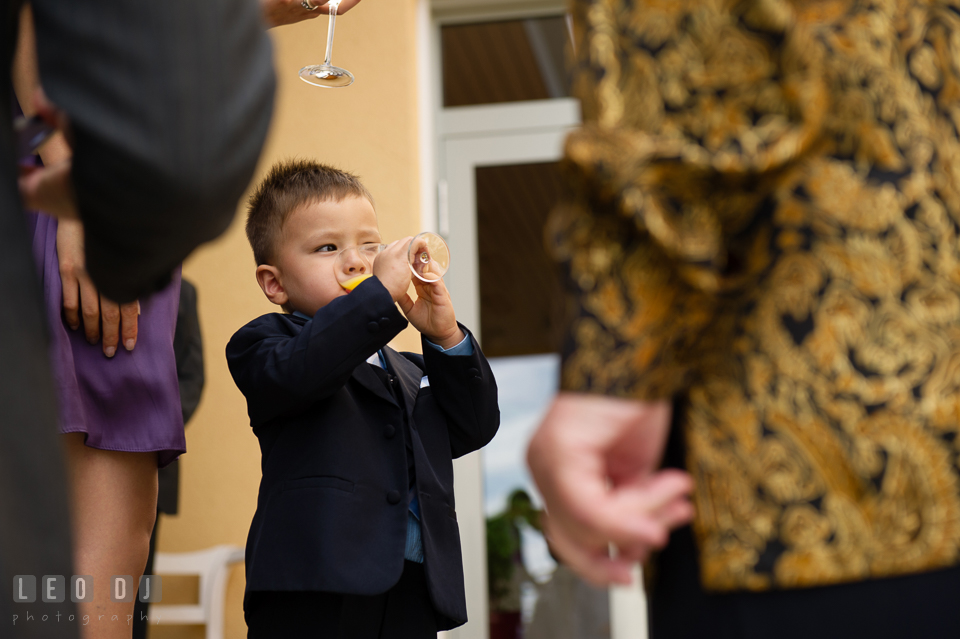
227,278,407,427
420,327,500,458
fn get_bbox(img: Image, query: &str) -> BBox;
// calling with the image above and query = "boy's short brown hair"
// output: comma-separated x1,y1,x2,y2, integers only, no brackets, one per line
246,159,374,266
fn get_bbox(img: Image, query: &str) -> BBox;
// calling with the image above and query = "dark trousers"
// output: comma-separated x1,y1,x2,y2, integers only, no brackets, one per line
649,526,960,639
244,561,438,639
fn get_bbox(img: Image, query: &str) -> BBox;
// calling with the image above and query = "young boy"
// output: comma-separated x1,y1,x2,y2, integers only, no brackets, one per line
226,160,500,638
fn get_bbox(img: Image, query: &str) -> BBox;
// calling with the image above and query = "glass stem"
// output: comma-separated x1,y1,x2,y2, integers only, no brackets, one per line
323,1,340,67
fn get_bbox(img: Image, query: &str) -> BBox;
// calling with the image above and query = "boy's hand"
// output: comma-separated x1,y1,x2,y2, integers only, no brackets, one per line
373,238,413,302
398,277,464,349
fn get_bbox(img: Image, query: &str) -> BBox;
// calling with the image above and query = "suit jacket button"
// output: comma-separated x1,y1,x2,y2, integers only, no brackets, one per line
384,424,396,438
367,321,380,333
387,490,401,505
379,317,391,328
467,368,480,378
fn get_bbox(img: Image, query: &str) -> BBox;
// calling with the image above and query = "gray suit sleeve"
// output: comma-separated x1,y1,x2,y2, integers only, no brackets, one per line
30,0,276,302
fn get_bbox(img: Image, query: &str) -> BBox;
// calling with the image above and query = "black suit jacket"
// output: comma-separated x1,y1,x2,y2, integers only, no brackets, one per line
2,2,271,636
31,0,275,302
158,278,206,515
226,277,499,630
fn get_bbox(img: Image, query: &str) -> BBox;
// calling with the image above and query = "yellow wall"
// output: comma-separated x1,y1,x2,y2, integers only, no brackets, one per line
153,3,422,637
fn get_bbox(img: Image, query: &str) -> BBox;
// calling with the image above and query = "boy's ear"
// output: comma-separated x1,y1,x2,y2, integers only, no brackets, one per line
256,265,289,307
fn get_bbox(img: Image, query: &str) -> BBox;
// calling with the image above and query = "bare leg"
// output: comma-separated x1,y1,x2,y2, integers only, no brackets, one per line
63,433,158,639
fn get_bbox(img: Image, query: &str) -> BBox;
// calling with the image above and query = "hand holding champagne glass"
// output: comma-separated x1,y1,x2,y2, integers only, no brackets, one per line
299,0,354,87
335,232,451,292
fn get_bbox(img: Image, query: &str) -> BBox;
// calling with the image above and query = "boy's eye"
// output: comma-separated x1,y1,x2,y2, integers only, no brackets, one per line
315,244,337,253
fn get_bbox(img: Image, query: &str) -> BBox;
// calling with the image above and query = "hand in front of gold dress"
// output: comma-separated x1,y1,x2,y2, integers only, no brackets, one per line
527,393,694,586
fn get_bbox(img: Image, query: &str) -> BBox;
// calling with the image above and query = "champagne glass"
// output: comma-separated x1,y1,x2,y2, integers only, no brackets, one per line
299,0,354,88
407,232,450,283
335,233,452,291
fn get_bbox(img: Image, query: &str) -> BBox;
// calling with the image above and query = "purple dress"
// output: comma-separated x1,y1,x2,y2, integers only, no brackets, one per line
27,213,186,468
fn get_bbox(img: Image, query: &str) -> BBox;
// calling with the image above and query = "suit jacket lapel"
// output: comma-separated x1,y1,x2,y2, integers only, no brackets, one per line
382,348,420,424
351,360,399,407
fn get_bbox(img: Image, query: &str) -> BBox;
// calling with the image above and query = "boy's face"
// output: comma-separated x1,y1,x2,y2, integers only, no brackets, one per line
257,195,381,316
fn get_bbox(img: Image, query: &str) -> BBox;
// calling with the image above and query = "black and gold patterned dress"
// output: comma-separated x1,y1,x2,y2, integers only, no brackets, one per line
553,0,960,633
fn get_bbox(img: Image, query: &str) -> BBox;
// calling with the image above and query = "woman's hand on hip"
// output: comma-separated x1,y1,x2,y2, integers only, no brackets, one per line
57,219,139,357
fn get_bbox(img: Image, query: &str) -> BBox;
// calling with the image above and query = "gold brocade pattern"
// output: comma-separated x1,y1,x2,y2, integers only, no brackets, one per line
553,0,960,591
